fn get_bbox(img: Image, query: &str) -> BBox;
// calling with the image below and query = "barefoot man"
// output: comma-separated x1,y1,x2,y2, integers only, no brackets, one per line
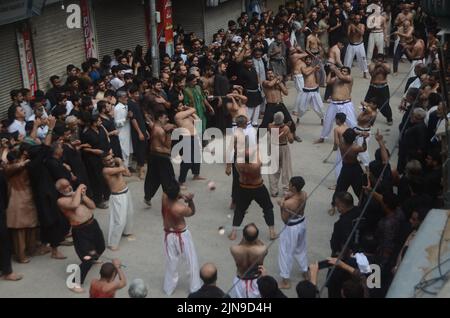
228,148,276,241
354,99,378,172
143,111,177,207
297,55,325,124
174,106,205,189
229,223,267,298
161,183,201,295
329,129,367,215
365,53,392,125
403,32,426,79
260,70,299,142
56,179,105,293
324,41,344,102
102,154,135,251
316,65,357,144
344,14,369,78
333,113,349,183
278,176,308,289
290,46,308,118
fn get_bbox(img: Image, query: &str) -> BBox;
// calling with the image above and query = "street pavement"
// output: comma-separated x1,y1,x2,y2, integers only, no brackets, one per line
0,61,413,298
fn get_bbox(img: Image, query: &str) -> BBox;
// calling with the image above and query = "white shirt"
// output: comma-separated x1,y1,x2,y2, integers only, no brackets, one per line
21,102,33,121
8,119,26,136
65,101,74,116
253,57,266,84
110,77,125,91
114,102,133,155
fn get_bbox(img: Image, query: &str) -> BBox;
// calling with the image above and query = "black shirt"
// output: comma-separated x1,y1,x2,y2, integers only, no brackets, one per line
187,285,227,298
81,126,111,154
330,207,361,256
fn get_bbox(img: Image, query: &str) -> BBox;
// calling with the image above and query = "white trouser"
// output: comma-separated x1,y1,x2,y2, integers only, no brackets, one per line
344,42,368,73
335,149,342,180
278,217,308,279
229,276,261,298
246,105,261,126
297,88,325,119
121,152,130,169
294,74,304,115
367,32,384,62
408,59,426,78
108,189,134,247
163,229,201,295
354,126,371,168
321,101,357,139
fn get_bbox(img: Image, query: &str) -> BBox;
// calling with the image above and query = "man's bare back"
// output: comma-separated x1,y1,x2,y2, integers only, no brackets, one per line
151,124,174,155
236,157,263,186
279,191,307,224
328,45,343,67
174,106,198,136
162,192,195,232
230,240,267,278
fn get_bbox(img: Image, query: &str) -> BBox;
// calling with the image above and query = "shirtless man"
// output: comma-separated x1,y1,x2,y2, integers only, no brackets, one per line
229,223,267,298
306,25,326,86
143,111,177,207
344,14,369,78
290,46,308,117
174,106,205,189
354,99,378,172
102,154,135,251
366,5,387,62
228,149,276,241
330,129,367,214
277,177,308,289
403,32,426,79
297,55,325,124
393,19,414,75
333,113,349,185
260,70,299,141
89,259,127,298
56,179,105,293
161,183,201,295
324,41,345,101
317,65,357,143
365,53,392,124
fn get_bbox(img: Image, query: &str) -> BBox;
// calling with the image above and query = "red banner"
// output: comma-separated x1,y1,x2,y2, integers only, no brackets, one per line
80,0,97,59
17,24,37,95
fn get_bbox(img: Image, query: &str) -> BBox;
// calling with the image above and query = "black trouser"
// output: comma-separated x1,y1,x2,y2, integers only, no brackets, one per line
132,137,147,167
83,155,109,205
365,85,392,122
179,135,201,183
260,103,296,134
231,163,239,203
332,163,364,206
0,228,13,276
71,219,105,285
324,64,333,101
233,184,274,227
144,153,177,201
393,45,404,73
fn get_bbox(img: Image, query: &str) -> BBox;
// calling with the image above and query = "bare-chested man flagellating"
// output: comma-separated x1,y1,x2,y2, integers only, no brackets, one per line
102,154,135,251
161,183,201,296
56,180,105,294
229,223,267,298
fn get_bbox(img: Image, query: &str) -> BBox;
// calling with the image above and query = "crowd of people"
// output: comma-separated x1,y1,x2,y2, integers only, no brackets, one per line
0,0,447,298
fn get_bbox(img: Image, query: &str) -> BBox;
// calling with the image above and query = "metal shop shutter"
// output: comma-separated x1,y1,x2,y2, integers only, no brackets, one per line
172,0,204,40
0,24,23,120
204,0,242,44
31,2,86,91
93,0,147,59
